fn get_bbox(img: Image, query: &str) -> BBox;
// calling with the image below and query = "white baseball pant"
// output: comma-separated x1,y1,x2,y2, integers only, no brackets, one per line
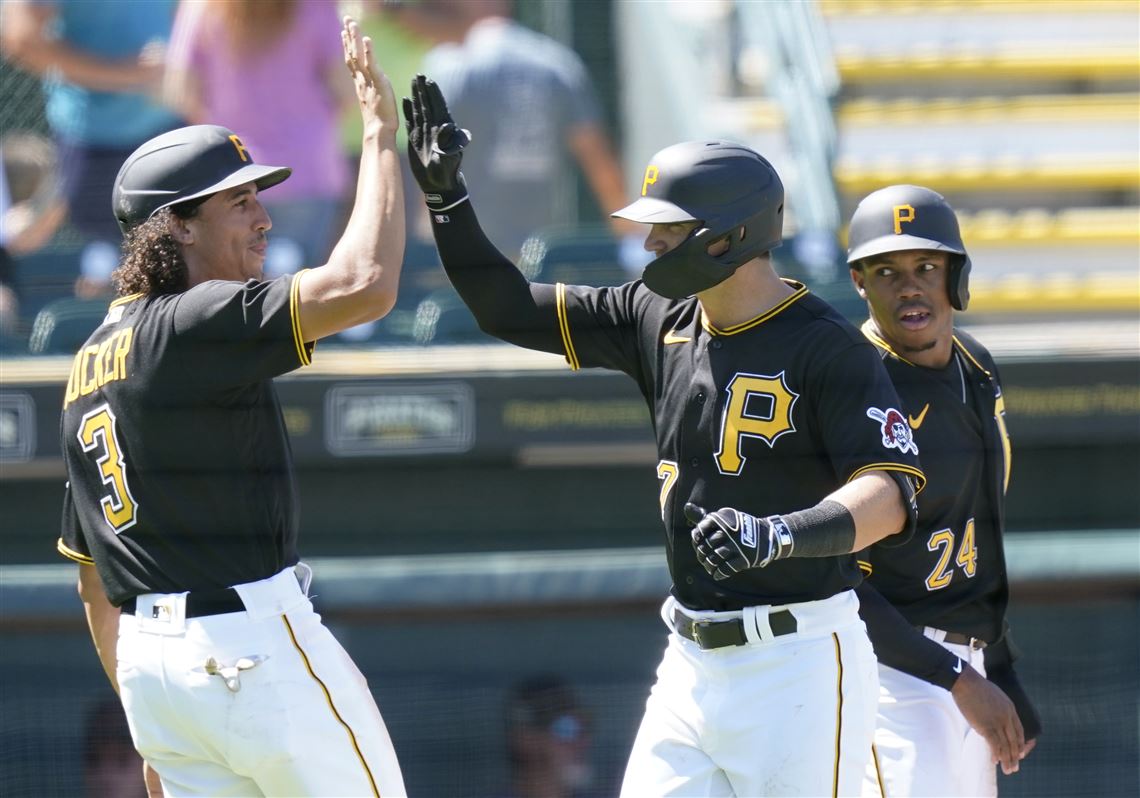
863,630,995,797
621,589,880,797
115,564,406,797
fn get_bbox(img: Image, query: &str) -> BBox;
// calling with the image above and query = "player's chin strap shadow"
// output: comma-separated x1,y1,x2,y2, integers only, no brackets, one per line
201,654,269,693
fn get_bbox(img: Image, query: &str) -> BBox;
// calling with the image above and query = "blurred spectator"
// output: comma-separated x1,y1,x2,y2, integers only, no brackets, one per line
1,133,68,334
393,0,633,261
504,675,598,798
0,244,15,338
0,0,182,298
83,696,147,798
164,0,353,279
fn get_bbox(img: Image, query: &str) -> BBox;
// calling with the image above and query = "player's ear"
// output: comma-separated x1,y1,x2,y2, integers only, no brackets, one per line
167,213,195,246
849,267,867,299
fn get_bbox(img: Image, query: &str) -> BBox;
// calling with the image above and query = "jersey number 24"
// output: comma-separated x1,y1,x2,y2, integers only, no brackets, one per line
925,518,977,591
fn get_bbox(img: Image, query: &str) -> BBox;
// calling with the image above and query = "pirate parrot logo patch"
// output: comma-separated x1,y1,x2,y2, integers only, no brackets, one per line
866,407,919,455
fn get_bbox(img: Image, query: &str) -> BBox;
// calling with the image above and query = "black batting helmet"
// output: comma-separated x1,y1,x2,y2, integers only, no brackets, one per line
112,125,291,234
846,185,972,311
612,140,783,299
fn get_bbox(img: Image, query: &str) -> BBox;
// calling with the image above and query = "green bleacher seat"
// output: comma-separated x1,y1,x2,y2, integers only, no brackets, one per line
27,297,109,355
518,227,629,287
411,288,485,345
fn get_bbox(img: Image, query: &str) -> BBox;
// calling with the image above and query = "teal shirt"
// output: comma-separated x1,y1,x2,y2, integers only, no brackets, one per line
41,0,181,146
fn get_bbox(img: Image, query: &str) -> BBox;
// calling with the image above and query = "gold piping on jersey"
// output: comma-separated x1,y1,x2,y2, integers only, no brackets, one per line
109,293,142,308
871,743,888,797
281,614,380,796
953,335,1012,491
831,631,844,798
289,271,313,367
701,280,808,336
56,538,94,565
857,559,873,577
952,335,991,377
555,282,581,371
862,325,1011,493
859,320,918,366
993,393,1012,493
847,462,927,494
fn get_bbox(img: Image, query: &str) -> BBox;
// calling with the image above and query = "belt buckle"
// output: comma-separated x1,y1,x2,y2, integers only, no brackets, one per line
690,618,716,649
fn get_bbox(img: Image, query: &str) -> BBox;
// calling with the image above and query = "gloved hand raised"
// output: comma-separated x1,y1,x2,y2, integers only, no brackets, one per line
402,74,472,210
685,503,793,580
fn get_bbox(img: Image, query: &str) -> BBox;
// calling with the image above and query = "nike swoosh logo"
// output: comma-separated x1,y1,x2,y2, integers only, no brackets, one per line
953,658,963,674
908,403,930,429
663,330,691,345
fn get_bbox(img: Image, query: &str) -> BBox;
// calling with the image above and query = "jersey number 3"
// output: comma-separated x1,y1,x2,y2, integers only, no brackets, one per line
77,404,138,534
925,519,977,590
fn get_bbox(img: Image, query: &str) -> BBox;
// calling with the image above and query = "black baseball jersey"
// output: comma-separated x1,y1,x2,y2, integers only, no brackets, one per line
549,279,924,610
57,275,314,606
858,323,1010,643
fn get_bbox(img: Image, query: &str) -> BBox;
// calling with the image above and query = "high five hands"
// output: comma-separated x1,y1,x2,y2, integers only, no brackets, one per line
403,75,472,208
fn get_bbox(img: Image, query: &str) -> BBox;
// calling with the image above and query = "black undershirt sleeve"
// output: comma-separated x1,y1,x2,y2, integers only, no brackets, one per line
855,580,964,691
428,200,564,354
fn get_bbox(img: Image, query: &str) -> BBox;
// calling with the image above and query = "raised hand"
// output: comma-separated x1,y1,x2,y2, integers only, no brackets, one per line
341,16,397,134
402,74,471,207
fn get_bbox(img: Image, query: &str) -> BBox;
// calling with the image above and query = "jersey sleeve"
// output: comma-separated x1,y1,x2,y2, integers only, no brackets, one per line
57,482,94,565
809,340,926,492
855,580,962,690
554,281,646,379
169,272,313,388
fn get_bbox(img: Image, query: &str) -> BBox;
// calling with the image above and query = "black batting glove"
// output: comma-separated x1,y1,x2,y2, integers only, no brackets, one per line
402,74,472,211
685,503,794,581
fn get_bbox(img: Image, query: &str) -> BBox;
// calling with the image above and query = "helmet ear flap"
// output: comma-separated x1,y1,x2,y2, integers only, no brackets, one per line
949,254,971,311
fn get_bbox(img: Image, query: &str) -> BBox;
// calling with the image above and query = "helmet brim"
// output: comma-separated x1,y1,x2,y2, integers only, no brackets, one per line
611,196,698,224
148,163,292,220
847,233,965,264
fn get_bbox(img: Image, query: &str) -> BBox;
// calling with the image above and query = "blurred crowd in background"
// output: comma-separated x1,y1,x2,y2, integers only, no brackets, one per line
2,0,1137,352
0,0,636,347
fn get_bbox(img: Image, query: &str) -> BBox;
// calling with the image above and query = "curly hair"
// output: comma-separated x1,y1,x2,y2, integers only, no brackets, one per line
112,205,200,297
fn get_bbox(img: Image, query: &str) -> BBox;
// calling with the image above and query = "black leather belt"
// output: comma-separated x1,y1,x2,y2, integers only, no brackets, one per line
919,626,987,650
120,587,245,618
673,608,798,650
942,631,987,650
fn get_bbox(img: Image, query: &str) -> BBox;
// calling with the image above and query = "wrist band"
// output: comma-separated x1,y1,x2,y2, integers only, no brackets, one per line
425,192,469,212
779,500,857,559
764,515,795,563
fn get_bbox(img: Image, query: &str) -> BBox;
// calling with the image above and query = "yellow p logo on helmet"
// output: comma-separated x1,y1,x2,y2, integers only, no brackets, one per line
892,204,915,234
641,165,659,197
228,135,250,163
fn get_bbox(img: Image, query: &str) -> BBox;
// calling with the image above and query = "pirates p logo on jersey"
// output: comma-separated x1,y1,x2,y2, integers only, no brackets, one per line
866,407,919,455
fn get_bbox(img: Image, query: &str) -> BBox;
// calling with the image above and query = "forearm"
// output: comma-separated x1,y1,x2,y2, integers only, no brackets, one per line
856,580,962,689
78,564,121,692
769,471,907,561
11,38,154,92
308,125,406,335
339,125,406,305
429,200,562,350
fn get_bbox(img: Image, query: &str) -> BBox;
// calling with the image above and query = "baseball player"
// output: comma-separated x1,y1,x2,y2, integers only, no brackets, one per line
404,76,925,797
845,185,1041,797
56,19,407,798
